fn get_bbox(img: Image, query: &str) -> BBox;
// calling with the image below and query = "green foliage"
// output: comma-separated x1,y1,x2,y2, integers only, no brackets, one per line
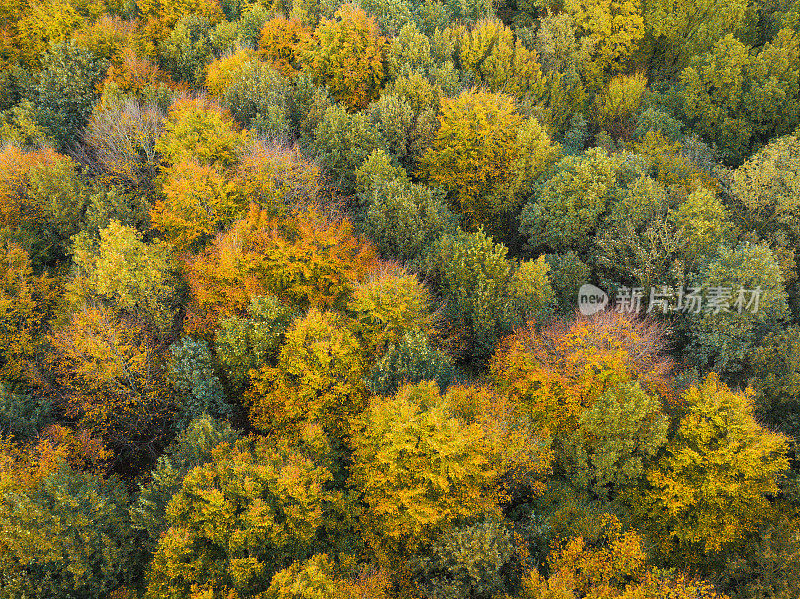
161,14,213,85
645,0,751,70
546,251,591,312
519,148,624,256
564,381,668,498
366,328,454,396
680,30,800,165
215,295,297,389
595,175,685,288
132,414,239,548
0,383,52,440
29,42,107,149
311,104,385,192
750,326,800,440
427,228,513,359
686,242,790,377
167,337,230,428
145,435,337,598
730,133,800,248
415,518,515,599
208,53,292,136
361,177,457,265
0,462,137,599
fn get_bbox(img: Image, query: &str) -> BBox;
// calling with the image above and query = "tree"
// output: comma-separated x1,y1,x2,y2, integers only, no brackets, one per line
563,381,669,498
235,138,321,212
347,265,432,355
416,519,516,599
145,435,338,598
132,414,239,550
206,49,291,136
351,381,499,557
83,97,164,193
0,145,87,265
166,337,231,428
633,374,789,562
366,329,453,397
215,295,297,389
492,312,675,480
29,42,107,148
749,326,800,440
686,242,790,377
311,104,385,192
645,0,750,71
519,147,625,256
71,220,180,335
151,159,246,251
248,309,366,447
0,457,138,599
458,20,546,95
565,0,644,89
154,97,249,170
361,177,457,265
186,206,377,333
259,16,311,75
426,228,514,359
680,30,800,165
420,89,557,230
301,3,386,110
595,175,685,289
730,133,800,249
50,305,174,471
0,242,58,389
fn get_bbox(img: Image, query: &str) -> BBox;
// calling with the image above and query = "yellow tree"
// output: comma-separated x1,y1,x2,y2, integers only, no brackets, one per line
420,88,557,229
634,374,789,562
565,0,644,90
300,3,386,110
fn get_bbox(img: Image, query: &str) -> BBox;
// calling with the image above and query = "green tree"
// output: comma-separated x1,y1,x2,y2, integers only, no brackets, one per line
519,147,625,256
680,30,800,165
215,295,297,389
686,242,790,377
415,518,515,599
730,133,800,251
311,104,385,192
426,228,514,359
29,42,107,148
167,337,231,429
0,458,137,599
132,415,239,550
361,177,457,265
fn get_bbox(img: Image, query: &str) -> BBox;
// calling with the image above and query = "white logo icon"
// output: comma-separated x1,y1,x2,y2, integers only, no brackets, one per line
578,284,609,316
